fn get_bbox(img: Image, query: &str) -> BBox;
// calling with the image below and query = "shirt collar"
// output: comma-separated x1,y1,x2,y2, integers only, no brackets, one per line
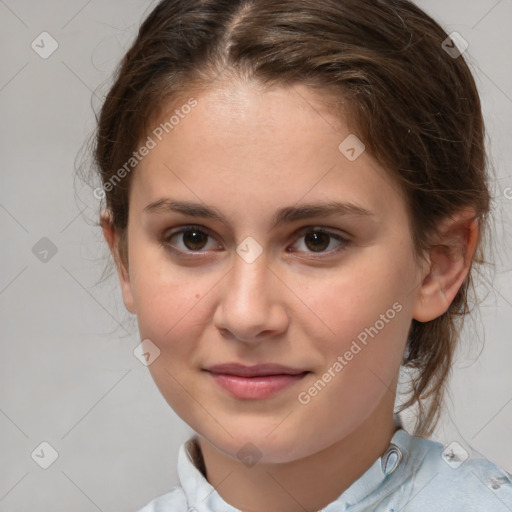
178,423,416,512
321,428,414,511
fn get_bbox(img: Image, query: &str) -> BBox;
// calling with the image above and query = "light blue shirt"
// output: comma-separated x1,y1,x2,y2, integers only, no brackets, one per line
137,428,512,511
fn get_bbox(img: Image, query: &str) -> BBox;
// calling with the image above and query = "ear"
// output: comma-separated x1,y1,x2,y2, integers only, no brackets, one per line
412,209,479,322
100,211,136,314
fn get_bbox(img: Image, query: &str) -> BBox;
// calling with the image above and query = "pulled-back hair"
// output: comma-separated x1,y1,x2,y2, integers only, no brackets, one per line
93,0,490,436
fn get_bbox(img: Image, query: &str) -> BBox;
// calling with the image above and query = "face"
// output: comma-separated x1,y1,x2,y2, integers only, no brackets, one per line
113,81,427,463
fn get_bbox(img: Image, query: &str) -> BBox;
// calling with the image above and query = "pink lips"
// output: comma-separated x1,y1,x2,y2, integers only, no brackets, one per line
204,363,309,399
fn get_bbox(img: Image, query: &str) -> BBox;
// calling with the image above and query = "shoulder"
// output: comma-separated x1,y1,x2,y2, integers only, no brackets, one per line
399,434,512,511
136,487,187,512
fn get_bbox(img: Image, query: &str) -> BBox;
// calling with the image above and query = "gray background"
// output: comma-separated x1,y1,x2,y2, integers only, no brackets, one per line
1,1,511,511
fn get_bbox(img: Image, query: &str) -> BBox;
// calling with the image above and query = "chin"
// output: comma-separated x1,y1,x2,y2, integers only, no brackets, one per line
197,422,317,465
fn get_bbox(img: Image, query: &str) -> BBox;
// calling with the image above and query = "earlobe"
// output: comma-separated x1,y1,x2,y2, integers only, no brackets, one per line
100,211,136,314
412,210,479,322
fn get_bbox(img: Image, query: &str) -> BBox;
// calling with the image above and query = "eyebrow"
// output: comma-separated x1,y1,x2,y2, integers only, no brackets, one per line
143,198,375,228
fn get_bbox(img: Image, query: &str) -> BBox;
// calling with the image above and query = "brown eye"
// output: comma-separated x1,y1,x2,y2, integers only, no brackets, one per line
288,227,350,256
182,229,208,250
163,225,221,253
304,231,330,252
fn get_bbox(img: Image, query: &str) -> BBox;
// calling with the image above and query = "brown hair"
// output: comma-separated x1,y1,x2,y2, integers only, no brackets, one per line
92,0,491,437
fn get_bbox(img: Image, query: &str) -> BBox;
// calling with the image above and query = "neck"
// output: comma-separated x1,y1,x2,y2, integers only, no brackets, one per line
197,407,398,512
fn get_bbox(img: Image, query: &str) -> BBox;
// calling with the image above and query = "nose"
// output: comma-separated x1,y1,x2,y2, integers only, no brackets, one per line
213,252,289,344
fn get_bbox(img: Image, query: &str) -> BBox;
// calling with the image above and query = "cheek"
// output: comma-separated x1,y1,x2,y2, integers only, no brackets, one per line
133,280,209,347
304,252,413,341
127,240,212,336
298,248,414,397
132,269,215,419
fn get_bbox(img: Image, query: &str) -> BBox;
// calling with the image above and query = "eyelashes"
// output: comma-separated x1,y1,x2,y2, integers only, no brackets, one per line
161,224,351,258
162,225,220,252
288,227,349,254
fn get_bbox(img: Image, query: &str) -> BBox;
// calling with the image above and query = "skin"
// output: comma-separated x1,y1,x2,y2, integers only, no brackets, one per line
102,81,478,512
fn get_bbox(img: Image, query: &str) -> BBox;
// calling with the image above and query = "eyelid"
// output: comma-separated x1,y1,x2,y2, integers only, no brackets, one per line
164,223,216,238
162,224,223,253
287,225,352,256
293,225,351,239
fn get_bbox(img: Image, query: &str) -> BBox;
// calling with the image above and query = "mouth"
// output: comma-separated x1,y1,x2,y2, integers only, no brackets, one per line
203,363,310,399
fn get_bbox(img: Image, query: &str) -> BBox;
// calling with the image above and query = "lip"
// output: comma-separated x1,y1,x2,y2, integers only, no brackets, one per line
205,363,307,377
203,363,310,399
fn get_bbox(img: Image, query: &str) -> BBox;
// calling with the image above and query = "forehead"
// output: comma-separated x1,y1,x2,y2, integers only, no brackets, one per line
130,81,405,222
